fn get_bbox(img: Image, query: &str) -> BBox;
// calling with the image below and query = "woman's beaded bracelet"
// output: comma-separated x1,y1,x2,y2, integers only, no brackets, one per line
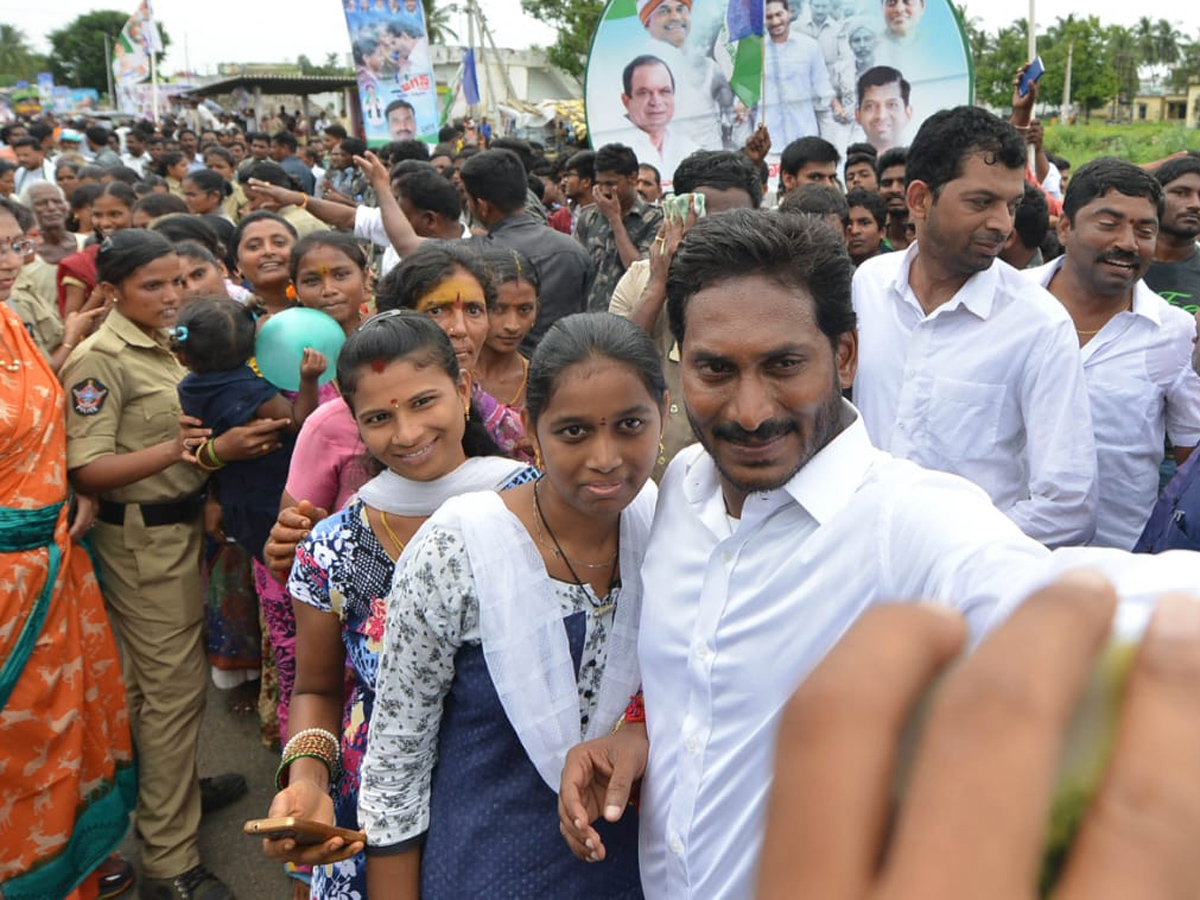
612,690,646,733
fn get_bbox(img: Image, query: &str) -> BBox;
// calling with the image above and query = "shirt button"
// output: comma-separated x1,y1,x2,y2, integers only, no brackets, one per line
696,644,710,661
686,735,700,754
669,403,680,414
669,834,684,854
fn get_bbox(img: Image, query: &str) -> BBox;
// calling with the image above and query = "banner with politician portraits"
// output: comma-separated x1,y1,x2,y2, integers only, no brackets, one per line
342,0,440,145
583,0,973,188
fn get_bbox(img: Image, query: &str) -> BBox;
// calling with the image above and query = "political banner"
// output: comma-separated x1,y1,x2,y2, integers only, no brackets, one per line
49,87,101,114
343,0,440,145
584,0,972,187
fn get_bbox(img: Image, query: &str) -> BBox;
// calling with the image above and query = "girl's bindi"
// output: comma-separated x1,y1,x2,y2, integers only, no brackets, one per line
370,358,387,373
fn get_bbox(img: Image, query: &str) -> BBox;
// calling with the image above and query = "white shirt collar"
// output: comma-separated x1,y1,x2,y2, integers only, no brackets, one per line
893,241,1001,320
1034,255,1163,328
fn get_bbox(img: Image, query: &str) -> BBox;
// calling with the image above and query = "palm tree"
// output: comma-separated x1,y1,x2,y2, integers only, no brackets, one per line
421,0,460,44
0,23,43,82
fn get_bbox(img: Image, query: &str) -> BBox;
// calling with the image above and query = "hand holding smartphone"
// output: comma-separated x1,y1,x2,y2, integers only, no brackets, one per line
1018,56,1045,97
244,816,366,847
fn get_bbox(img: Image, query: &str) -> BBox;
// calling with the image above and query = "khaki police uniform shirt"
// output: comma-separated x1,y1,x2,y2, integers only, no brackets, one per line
8,259,63,358
608,258,694,481
62,308,207,504
279,204,331,238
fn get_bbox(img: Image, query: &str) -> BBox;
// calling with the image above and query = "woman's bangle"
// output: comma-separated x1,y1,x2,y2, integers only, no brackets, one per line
60,341,75,351
276,727,341,791
297,193,309,210
195,438,226,472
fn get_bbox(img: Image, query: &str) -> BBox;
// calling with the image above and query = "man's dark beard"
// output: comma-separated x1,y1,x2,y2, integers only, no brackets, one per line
1160,218,1200,242
687,367,845,496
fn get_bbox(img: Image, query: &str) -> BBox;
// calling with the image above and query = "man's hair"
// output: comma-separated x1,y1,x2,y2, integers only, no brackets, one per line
844,151,877,176
1012,182,1049,249
565,149,596,181
273,131,299,153
666,209,856,347
845,188,887,228
27,122,52,143
380,139,430,165
460,149,528,214
778,183,850,225
780,136,840,177
1154,156,1200,192
324,124,348,140
622,55,673,97
397,170,462,220
12,137,41,152
85,125,111,146
856,66,911,108
672,150,762,208
246,131,270,145
488,137,535,174
766,0,790,8
1062,156,1165,225
594,143,638,178
876,146,907,179
638,162,661,184
906,106,1025,196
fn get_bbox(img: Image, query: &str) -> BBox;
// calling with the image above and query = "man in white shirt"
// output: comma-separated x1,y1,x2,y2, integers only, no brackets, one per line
1027,157,1200,550
559,210,1052,899
763,0,840,146
11,138,55,194
618,55,700,188
852,105,1098,547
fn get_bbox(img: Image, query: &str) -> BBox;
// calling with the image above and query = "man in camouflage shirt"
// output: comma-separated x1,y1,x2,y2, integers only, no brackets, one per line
576,143,663,311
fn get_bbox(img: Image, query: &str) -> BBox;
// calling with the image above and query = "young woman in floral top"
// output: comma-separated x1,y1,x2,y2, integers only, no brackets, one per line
261,311,535,900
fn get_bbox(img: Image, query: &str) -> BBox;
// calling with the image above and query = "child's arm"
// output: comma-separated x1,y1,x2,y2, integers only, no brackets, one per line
256,348,329,431
292,348,328,427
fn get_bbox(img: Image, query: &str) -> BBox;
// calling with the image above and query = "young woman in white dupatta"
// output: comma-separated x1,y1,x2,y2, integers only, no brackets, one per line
359,313,665,898
259,310,537,900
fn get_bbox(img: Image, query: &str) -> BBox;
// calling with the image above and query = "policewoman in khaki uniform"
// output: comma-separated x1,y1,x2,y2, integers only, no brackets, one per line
60,230,235,900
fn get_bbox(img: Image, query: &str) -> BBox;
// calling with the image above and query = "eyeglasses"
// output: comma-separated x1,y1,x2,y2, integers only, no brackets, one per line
0,238,34,258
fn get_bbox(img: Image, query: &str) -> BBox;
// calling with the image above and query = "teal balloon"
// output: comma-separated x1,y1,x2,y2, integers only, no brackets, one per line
255,308,345,391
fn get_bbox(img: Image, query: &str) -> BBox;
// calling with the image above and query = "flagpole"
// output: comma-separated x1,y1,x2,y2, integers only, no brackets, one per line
104,33,116,108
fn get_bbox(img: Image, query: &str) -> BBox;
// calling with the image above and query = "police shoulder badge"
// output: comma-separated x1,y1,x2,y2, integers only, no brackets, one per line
71,378,109,416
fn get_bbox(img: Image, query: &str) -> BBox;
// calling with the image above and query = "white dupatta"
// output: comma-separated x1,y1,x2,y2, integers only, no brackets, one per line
431,481,656,791
355,456,531,515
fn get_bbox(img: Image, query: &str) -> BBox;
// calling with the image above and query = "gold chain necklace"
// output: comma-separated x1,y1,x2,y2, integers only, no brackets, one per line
532,479,619,571
379,510,408,557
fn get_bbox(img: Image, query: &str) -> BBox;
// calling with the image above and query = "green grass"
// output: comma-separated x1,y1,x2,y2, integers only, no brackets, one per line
1043,121,1200,167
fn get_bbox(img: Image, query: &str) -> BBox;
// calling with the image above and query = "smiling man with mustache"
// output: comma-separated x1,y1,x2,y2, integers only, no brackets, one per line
852,105,1099,548
1030,157,1200,549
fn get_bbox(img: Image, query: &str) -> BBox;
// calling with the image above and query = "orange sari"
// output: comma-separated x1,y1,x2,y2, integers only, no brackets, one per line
0,306,136,900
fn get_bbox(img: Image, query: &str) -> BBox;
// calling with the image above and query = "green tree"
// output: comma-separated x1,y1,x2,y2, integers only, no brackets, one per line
1167,33,1200,92
1107,25,1139,111
519,0,598,78
1040,15,1118,121
974,20,1028,108
297,53,351,76
0,23,47,84
47,10,171,89
955,4,990,86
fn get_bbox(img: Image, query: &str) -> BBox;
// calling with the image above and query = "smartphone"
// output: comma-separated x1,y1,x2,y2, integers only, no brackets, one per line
243,817,366,847
1018,56,1045,97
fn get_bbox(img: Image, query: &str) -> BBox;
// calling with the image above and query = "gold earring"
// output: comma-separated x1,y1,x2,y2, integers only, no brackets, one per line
464,404,470,422
534,447,544,470
658,434,665,455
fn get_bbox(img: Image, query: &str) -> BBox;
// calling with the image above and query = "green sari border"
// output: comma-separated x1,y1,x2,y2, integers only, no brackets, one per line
0,764,137,900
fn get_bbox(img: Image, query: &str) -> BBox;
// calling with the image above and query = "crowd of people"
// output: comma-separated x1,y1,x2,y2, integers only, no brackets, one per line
4,61,1200,900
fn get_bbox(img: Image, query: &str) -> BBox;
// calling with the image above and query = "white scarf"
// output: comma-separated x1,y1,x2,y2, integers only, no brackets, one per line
431,481,656,791
355,456,531,516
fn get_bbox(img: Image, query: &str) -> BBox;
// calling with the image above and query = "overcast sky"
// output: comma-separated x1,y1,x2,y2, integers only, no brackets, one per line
7,0,1198,78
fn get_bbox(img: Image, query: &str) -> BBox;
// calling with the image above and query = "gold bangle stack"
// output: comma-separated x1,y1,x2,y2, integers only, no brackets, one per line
276,727,341,791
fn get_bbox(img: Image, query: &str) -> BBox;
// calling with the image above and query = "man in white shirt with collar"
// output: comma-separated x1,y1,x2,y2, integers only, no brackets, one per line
1027,157,1200,550
559,210,1051,899
618,55,700,187
852,105,1098,547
